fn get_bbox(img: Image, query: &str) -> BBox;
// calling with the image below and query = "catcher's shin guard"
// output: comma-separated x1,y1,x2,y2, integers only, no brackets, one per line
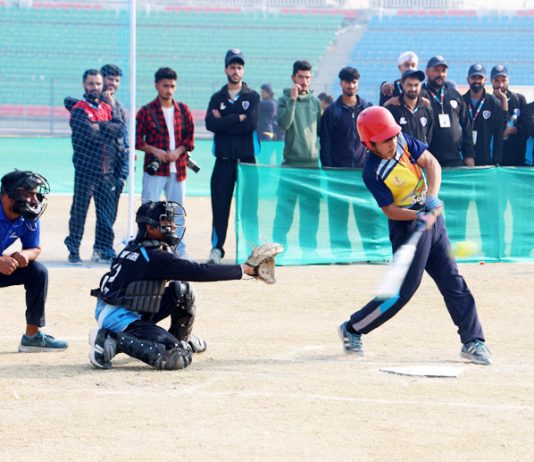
168,281,207,353
116,332,192,370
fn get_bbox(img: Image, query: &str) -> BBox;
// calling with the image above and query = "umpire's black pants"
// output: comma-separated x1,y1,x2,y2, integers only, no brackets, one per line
0,261,48,327
349,216,485,345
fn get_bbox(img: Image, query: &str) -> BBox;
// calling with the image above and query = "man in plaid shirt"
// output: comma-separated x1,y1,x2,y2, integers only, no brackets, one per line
136,67,195,259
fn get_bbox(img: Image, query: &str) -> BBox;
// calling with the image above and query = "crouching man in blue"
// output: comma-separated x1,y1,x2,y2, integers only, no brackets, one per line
0,170,68,352
89,201,278,370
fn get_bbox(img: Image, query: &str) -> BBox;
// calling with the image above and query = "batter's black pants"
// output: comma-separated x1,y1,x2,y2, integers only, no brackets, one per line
348,216,485,345
210,156,257,256
0,261,48,327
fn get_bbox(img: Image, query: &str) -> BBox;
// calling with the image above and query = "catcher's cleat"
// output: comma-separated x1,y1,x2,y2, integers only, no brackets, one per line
460,340,492,365
88,328,117,369
187,334,207,353
338,321,363,355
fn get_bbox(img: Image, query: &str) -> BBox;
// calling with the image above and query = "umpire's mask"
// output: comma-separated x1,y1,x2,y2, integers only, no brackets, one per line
0,170,50,221
135,201,186,248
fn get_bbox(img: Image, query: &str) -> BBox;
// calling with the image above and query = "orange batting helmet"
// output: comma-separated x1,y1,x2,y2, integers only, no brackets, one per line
357,106,401,149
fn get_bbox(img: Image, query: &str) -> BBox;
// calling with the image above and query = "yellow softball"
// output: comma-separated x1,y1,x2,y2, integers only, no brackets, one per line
452,241,480,258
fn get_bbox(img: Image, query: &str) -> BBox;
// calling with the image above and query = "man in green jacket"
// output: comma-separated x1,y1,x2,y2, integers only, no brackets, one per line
273,60,322,256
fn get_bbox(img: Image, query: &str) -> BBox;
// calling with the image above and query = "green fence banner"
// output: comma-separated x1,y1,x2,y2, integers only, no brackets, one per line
236,163,534,265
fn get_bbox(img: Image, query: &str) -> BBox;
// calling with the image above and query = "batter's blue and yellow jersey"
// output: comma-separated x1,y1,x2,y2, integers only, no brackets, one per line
363,133,428,210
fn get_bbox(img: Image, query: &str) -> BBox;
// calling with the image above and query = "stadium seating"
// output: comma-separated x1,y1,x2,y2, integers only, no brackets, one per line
0,5,343,115
346,11,533,104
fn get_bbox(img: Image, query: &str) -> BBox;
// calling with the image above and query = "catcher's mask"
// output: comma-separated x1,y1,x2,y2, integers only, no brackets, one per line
135,201,186,248
0,170,50,221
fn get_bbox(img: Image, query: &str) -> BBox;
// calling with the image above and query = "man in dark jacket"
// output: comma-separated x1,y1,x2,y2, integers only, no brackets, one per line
205,49,260,264
320,67,382,261
462,64,505,257
387,69,434,145
64,69,125,265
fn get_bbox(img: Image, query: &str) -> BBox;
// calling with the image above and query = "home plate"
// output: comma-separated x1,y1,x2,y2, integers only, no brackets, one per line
379,365,463,378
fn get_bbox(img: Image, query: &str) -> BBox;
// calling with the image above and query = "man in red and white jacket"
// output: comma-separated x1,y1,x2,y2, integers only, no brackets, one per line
64,69,125,265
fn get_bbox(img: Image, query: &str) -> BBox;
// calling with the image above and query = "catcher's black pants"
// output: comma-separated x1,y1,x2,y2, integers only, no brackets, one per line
348,216,485,345
0,261,47,327
124,283,194,350
210,157,257,256
65,168,118,258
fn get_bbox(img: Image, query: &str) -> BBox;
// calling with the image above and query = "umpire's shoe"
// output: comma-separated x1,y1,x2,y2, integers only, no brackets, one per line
18,331,68,352
88,328,117,369
460,340,492,366
338,321,363,355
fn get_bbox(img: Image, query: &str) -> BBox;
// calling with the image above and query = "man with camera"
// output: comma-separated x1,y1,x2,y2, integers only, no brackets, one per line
136,67,196,260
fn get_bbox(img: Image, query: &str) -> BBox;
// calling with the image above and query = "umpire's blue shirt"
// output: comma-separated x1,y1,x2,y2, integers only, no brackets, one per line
0,204,40,254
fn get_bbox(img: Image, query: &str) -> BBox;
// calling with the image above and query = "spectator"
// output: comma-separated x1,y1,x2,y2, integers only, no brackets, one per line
205,49,260,264
318,92,334,113
423,56,475,167
100,63,129,257
491,65,528,166
136,67,195,260
491,65,530,258
320,66,380,261
387,69,434,144
1,170,68,352
258,83,277,141
462,64,504,166
422,56,474,246
379,51,419,107
273,60,322,254
462,64,505,257
64,69,125,265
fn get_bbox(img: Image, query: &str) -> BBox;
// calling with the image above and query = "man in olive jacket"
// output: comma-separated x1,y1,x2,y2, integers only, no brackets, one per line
273,60,322,254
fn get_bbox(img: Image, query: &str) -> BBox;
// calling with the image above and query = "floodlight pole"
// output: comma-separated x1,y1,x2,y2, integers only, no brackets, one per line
127,0,137,239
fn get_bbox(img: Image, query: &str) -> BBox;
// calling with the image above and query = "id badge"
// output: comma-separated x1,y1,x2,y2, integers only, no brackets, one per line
472,130,478,145
438,113,451,128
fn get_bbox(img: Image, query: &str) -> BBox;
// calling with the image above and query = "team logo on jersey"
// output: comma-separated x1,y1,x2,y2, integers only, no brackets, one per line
514,108,521,116
220,103,226,111
420,117,428,127
242,101,250,110
450,100,458,109
399,117,407,125
483,110,491,120
393,176,404,186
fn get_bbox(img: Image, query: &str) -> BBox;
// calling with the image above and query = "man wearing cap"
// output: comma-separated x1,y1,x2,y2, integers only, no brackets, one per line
205,49,260,264
0,170,68,352
461,64,505,257
380,51,424,107
387,69,434,145
491,64,528,166
423,56,475,167
462,64,504,166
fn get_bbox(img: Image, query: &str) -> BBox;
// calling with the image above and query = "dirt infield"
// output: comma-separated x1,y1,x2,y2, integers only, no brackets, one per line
1,196,533,461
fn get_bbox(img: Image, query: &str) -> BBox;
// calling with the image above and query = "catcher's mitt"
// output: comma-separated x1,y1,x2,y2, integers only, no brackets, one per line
246,243,284,284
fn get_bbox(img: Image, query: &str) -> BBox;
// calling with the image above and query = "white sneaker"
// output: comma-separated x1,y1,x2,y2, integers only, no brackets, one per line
207,248,222,264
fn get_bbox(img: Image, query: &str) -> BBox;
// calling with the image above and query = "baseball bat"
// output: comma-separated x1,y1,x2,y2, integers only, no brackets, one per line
375,227,425,300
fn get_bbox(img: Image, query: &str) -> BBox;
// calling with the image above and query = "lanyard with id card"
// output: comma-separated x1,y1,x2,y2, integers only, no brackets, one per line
438,113,451,128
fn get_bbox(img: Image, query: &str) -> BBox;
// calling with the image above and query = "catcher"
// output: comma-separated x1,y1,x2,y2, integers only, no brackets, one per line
88,200,282,370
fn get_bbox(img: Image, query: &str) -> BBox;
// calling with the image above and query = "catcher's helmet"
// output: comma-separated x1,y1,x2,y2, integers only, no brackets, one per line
0,170,50,221
357,106,401,149
135,201,185,248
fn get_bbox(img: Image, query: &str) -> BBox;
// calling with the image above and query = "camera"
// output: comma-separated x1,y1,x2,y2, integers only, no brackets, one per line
186,155,200,174
146,158,161,176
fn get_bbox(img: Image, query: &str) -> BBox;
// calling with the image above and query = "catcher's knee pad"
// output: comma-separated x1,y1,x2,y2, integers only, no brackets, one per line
158,341,193,370
170,281,196,315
